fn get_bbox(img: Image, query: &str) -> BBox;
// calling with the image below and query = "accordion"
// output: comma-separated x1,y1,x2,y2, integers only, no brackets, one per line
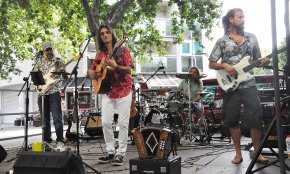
131,127,175,160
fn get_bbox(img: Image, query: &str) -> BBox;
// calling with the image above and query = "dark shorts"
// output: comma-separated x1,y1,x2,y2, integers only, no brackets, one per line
222,87,263,129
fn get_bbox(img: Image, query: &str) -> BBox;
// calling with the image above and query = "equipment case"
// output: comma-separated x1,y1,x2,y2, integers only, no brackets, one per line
129,156,181,174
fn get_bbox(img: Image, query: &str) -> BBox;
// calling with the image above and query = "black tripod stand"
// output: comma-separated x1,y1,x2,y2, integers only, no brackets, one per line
246,1,290,173
63,33,101,174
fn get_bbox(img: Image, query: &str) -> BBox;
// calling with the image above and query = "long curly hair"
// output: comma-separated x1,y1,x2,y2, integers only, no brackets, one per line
222,8,243,34
97,24,118,52
189,67,202,86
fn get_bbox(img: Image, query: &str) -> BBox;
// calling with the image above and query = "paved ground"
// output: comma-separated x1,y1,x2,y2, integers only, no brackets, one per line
0,124,290,174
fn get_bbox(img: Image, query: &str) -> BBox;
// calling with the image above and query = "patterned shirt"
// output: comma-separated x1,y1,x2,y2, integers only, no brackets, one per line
90,46,133,99
208,32,261,89
34,57,66,95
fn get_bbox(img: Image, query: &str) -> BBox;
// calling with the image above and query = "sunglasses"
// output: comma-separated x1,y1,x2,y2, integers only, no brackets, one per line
45,48,53,51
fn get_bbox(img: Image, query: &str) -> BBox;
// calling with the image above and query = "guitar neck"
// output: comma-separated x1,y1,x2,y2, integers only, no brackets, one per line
243,47,286,72
63,55,80,68
64,59,74,68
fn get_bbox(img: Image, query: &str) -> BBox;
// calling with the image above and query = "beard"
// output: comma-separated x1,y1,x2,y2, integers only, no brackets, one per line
46,53,54,59
233,24,244,35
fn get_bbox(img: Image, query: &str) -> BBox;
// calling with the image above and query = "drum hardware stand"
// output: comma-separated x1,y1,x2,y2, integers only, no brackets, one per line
185,78,194,142
246,1,289,173
207,103,231,143
62,34,101,174
191,98,212,145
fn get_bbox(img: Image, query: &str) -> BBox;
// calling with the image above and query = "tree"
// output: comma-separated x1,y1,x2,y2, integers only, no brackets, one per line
0,0,222,79
253,40,287,75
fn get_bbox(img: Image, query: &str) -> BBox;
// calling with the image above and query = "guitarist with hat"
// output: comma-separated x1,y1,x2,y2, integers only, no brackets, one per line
88,24,134,166
208,8,270,164
33,42,68,151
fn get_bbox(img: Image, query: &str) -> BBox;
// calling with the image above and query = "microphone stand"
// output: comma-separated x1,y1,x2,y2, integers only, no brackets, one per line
17,57,42,151
138,67,164,129
62,35,101,174
143,67,164,85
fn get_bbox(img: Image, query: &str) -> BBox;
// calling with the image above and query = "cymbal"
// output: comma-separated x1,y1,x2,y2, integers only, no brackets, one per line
141,88,173,93
136,81,146,84
51,71,71,76
176,73,207,80
137,81,149,90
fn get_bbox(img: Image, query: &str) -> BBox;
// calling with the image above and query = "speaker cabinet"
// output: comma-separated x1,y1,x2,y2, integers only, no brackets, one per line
0,145,7,163
84,113,103,137
13,151,85,174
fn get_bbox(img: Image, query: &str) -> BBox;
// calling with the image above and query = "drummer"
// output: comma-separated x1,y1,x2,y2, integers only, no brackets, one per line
177,66,203,103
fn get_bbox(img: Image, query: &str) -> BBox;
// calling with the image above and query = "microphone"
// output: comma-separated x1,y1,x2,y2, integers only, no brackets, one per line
87,32,95,38
158,66,165,70
55,57,60,67
262,65,273,69
36,51,44,59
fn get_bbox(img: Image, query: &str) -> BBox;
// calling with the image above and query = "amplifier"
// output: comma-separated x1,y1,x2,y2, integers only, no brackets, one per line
129,156,181,174
258,89,286,103
258,89,275,103
84,112,103,137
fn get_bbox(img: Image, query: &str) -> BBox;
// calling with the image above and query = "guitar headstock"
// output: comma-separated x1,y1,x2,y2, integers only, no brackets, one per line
113,34,127,50
73,55,81,61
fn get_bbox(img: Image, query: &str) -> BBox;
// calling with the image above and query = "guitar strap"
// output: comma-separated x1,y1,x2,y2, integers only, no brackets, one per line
115,46,126,78
115,46,122,62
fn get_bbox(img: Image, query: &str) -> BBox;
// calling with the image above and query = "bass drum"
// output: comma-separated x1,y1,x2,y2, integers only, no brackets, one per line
162,110,184,140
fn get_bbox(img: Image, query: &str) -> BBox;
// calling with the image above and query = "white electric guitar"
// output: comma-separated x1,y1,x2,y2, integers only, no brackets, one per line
38,55,80,95
216,47,286,93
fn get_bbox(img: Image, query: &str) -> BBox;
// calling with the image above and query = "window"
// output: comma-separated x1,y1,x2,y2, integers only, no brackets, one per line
193,41,202,55
165,20,172,36
181,55,203,72
182,43,190,54
140,56,176,73
154,19,172,37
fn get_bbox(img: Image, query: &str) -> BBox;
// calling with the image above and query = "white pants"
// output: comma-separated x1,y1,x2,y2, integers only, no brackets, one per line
101,92,132,156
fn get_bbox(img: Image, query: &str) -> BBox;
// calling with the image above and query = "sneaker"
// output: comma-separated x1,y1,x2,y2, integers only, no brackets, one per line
98,153,114,164
111,155,123,166
56,141,67,152
44,138,53,143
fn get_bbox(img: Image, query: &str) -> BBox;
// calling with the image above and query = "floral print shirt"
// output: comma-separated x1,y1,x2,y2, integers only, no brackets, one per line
208,32,261,89
90,46,133,99
34,57,66,95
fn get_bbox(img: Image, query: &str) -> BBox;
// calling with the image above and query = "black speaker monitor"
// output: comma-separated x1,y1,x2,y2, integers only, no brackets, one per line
0,145,7,163
13,151,85,174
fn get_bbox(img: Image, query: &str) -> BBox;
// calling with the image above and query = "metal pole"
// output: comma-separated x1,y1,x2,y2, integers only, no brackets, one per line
271,0,286,173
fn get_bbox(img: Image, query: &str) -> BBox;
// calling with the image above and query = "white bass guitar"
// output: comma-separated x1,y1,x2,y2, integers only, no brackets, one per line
37,55,80,95
216,47,286,93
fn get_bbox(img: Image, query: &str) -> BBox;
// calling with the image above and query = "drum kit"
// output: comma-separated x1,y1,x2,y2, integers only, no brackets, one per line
135,73,214,145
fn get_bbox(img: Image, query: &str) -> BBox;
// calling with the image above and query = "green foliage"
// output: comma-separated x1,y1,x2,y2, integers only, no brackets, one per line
277,40,287,71
253,41,287,75
0,0,222,79
168,0,222,42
